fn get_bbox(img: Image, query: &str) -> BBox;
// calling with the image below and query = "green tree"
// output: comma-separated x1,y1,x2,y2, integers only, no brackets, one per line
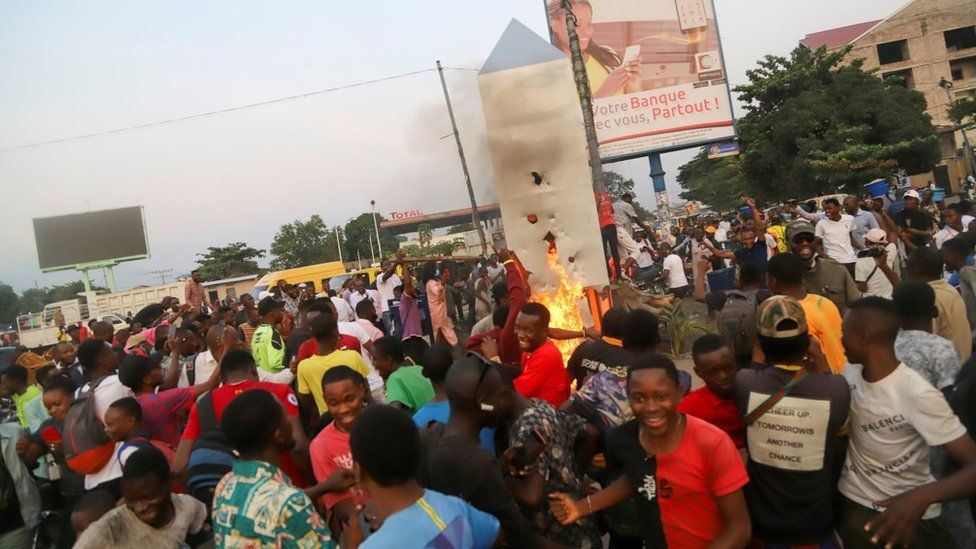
269,215,337,270
604,171,654,218
196,242,265,281
0,283,20,323
18,281,101,313
342,213,399,263
949,96,976,131
446,223,474,235
417,224,434,248
680,45,940,204
677,150,748,211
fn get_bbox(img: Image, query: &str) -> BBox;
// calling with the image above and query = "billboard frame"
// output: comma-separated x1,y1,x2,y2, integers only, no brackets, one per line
33,206,151,274
541,0,739,163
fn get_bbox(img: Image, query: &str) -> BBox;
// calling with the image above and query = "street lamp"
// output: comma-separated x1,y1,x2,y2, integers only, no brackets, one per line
940,77,976,177
370,200,383,260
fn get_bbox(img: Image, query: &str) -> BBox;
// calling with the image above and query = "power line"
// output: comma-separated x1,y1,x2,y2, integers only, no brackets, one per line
0,67,439,153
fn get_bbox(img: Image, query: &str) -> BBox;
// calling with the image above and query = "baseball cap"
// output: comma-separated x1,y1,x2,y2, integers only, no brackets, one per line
757,296,808,339
865,228,887,244
258,296,284,316
904,189,921,200
705,226,716,234
298,283,307,288
785,220,815,242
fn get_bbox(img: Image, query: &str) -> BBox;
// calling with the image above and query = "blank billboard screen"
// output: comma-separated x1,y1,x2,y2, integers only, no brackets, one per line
33,207,148,271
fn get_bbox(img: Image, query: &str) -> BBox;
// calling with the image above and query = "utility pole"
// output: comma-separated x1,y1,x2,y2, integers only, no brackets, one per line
370,200,384,259
150,269,173,285
561,0,606,194
940,77,976,177
335,227,344,265
437,60,488,255
368,232,376,265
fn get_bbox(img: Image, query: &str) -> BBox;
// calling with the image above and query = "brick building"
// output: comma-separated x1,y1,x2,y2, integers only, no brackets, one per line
801,0,976,189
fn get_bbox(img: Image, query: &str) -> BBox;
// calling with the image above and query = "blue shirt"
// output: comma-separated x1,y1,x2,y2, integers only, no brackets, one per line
362,489,499,549
412,401,496,454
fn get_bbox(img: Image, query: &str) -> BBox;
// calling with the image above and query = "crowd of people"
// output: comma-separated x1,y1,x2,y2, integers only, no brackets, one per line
3,182,976,547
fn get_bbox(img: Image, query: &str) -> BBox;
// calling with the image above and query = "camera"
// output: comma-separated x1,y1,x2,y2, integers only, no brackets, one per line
857,247,886,259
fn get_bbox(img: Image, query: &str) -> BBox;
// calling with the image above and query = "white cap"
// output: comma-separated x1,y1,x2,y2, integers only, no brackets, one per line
298,283,307,288
865,228,887,244
904,189,921,200
258,290,271,300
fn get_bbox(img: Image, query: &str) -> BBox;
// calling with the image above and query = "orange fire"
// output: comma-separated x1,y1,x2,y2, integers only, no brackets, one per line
532,247,585,363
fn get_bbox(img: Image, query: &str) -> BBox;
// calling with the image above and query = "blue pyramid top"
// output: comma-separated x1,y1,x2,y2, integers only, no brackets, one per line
479,19,567,75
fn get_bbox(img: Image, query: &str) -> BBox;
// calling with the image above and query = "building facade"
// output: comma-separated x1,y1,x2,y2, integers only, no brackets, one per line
801,0,976,188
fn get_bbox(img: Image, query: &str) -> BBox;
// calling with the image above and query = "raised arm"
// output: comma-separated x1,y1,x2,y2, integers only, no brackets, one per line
497,249,527,366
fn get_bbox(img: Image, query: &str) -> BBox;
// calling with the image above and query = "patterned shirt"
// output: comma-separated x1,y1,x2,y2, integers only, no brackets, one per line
135,388,195,449
569,366,632,433
894,330,961,390
508,399,601,548
213,460,334,548
184,280,208,313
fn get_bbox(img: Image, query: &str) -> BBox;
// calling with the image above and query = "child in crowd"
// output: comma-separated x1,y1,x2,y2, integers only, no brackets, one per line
104,397,172,468
309,366,372,545
74,447,208,548
351,405,499,548
371,336,434,415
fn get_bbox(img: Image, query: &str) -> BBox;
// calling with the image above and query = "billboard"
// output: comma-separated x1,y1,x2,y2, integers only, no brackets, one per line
33,206,149,272
545,0,736,161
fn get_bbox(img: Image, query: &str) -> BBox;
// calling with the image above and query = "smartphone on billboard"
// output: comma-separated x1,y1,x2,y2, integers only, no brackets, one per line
675,0,707,32
622,44,641,65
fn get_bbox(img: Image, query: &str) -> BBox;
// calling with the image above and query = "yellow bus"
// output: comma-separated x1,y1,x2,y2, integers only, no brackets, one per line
249,262,383,299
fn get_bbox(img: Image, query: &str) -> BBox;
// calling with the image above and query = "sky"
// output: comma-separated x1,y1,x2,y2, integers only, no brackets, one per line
0,0,901,293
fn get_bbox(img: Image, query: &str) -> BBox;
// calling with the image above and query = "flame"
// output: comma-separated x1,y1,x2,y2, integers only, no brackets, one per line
533,247,585,363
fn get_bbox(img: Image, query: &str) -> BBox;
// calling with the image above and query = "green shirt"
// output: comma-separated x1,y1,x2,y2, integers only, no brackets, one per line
386,365,435,414
12,385,42,429
251,324,285,373
212,460,334,548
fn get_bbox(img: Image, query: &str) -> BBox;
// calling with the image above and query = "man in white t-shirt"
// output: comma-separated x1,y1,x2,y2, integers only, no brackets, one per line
657,243,689,298
814,198,857,274
854,229,900,299
375,255,404,334
838,298,976,549
348,277,380,319
933,203,967,249
74,339,133,493
612,193,653,278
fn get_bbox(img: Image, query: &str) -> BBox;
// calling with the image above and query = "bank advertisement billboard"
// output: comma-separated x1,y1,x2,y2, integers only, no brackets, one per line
545,0,736,161
33,206,149,272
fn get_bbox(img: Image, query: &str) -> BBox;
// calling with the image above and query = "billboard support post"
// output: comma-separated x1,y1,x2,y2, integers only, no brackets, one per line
561,0,606,194
80,269,92,292
105,266,117,293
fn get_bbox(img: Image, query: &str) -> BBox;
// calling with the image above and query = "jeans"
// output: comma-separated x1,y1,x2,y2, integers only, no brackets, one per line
602,224,621,278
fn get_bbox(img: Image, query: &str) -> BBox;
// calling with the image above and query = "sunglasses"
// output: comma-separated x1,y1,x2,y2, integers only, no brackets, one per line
792,234,815,244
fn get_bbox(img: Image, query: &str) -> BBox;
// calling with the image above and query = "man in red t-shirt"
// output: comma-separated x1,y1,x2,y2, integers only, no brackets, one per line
511,302,569,407
173,350,311,488
678,334,745,449
596,191,621,279
296,300,363,363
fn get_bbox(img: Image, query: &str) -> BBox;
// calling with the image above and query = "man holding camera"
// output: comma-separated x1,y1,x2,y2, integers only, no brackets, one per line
854,228,901,299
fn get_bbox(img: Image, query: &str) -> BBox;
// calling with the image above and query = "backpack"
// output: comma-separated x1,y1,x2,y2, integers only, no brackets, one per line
717,289,760,357
64,377,116,475
117,436,176,468
185,392,236,508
